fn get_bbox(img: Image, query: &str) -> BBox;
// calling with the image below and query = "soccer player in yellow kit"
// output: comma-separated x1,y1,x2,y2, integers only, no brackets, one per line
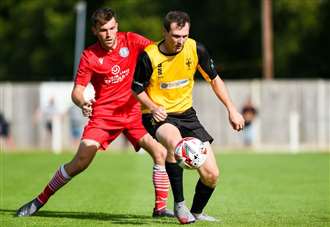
132,11,245,224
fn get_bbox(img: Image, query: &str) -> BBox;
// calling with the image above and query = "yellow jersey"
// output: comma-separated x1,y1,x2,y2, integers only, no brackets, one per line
132,38,218,114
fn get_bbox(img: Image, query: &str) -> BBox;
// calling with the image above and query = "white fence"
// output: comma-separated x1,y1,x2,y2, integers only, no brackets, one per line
194,80,330,151
0,80,329,152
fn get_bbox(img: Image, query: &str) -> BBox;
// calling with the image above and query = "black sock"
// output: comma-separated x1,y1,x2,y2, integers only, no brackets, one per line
190,179,215,214
165,162,184,203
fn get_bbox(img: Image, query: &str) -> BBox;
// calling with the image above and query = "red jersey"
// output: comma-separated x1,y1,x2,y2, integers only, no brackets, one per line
75,32,152,120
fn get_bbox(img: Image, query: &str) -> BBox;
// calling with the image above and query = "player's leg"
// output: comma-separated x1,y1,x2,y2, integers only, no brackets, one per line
156,123,183,203
123,112,174,217
16,139,99,217
191,142,219,221
156,123,195,224
16,122,113,217
64,139,100,176
138,133,166,165
124,115,173,218
177,108,219,221
137,133,174,217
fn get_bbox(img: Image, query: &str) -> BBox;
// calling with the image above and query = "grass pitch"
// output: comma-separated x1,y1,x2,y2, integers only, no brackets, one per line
0,151,329,227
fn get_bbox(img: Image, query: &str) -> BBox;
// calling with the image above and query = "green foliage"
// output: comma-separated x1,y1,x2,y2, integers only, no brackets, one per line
103,0,162,40
0,0,329,81
0,0,76,81
190,0,262,78
274,0,324,77
1,152,329,226
84,0,162,49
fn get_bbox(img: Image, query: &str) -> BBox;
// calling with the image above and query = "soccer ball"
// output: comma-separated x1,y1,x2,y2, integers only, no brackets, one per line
174,137,207,169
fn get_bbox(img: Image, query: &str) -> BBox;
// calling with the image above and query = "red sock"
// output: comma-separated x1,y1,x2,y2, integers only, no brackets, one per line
37,165,71,204
153,165,170,211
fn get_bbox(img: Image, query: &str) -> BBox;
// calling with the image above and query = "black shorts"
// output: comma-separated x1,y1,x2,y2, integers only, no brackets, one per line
142,107,213,143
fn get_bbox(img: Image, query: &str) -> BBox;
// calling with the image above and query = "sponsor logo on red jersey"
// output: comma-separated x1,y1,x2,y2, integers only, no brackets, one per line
104,65,130,85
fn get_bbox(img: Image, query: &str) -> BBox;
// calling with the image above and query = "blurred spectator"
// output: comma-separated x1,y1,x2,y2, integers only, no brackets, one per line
67,105,85,147
43,97,58,136
0,112,15,149
241,97,258,146
34,97,59,148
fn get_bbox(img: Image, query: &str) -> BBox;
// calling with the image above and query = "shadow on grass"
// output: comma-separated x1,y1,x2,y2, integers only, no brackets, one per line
0,209,176,225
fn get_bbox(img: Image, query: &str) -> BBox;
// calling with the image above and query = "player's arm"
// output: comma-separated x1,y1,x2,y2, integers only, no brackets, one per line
71,84,86,107
132,52,167,122
210,77,245,131
197,42,245,131
72,52,95,117
71,84,95,118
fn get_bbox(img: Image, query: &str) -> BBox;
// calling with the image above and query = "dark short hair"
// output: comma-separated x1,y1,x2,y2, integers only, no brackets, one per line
91,8,116,26
163,11,190,32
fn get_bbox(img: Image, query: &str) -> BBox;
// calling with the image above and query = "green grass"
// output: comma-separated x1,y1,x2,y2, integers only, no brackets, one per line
0,151,329,227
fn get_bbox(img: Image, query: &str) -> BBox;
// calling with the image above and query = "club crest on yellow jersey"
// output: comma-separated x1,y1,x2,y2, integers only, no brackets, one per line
143,38,199,113
185,58,193,70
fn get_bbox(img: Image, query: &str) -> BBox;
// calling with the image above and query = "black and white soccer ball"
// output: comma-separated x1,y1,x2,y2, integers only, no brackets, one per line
174,137,207,170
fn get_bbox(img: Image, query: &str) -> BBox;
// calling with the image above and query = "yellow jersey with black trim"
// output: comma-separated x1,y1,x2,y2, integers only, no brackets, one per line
132,38,219,114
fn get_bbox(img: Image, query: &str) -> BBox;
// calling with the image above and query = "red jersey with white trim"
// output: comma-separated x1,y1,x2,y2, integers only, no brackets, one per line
75,32,152,120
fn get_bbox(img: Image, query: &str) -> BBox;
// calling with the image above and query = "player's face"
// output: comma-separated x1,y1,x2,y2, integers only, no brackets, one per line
164,22,190,54
92,18,118,51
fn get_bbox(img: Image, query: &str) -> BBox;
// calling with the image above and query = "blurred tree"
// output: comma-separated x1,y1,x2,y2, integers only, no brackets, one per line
161,0,329,79
102,0,162,40
84,0,163,47
157,0,262,79
0,0,328,81
0,0,163,81
273,0,327,78
0,0,77,81
280,0,329,78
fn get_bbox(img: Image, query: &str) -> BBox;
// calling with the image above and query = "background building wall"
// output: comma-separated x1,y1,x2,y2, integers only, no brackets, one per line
0,80,329,152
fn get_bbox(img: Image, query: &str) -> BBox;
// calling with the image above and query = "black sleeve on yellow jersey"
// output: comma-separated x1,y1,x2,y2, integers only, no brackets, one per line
132,51,153,94
197,42,218,80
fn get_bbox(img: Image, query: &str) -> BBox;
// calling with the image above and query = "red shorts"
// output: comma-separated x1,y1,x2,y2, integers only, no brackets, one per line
82,113,147,151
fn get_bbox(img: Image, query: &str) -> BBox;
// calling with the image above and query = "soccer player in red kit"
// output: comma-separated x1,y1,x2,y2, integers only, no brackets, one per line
16,7,173,218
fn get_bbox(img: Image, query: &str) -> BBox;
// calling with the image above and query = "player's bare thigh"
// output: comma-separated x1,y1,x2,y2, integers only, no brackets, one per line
138,133,167,165
155,123,182,162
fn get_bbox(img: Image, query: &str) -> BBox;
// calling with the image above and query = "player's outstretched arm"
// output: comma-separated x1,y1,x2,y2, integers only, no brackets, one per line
210,76,245,131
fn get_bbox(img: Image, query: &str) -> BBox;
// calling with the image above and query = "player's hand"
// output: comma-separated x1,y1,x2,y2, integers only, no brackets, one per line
151,106,167,122
81,98,95,117
228,108,245,131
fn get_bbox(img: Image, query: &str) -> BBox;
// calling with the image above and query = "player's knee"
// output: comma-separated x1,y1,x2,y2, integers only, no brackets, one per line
213,169,220,184
168,138,180,151
203,169,219,187
209,173,219,187
82,139,100,148
166,151,176,163
150,147,166,165
140,134,167,163
154,149,167,163
68,143,97,176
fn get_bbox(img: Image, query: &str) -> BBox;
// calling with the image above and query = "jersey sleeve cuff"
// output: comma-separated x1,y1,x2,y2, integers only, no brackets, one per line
132,80,145,94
